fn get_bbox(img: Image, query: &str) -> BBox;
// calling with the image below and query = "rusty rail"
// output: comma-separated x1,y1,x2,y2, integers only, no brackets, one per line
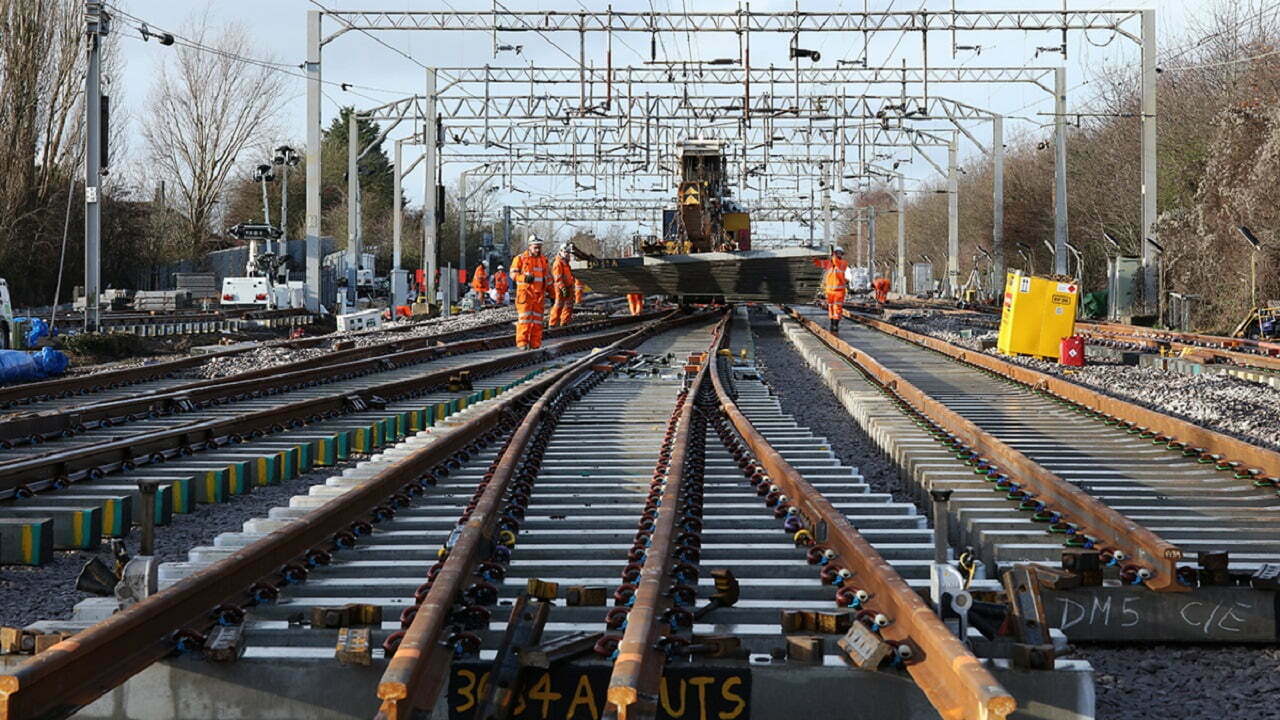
0,313,660,442
712,318,1016,720
0,312,689,720
604,316,722,720
1074,322,1280,373
374,312,703,719
851,311,1280,486
0,320,661,498
799,309,1184,590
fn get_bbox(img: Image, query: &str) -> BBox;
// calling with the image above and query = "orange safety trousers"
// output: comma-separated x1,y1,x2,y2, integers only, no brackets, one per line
512,251,550,349
627,293,644,316
549,299,573,327
549,257,574,327
826,290,846,319
516,311,543,348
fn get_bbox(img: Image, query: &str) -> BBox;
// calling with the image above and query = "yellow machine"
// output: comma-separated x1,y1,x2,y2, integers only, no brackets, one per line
997,271,1080,359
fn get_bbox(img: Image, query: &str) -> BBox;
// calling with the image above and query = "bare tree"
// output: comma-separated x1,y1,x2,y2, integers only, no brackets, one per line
0,0,84,241
141,13,286,256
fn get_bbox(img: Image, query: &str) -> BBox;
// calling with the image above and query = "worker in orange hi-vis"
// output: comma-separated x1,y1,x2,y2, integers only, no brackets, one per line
548,243,576,327
626,293,644,316
574,279,586,304
491,265,510,305
470,263,488,304
510,237,551,349
813,246,849,332
872,275,892,305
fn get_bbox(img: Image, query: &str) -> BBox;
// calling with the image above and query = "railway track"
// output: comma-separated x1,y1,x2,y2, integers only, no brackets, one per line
0,315,653,562
0,312,641,448
0,312,536,414
777,304,1280,641
0,309,1093,720
45,307,317,337
858,299,1280,374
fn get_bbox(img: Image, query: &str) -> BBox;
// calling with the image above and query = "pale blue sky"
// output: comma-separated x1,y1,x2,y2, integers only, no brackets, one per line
105,0,1207,238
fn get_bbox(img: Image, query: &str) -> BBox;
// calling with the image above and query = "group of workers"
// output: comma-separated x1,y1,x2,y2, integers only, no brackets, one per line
473,240,874,351
472,236,621,350
468,264,510,306
816,246,892,333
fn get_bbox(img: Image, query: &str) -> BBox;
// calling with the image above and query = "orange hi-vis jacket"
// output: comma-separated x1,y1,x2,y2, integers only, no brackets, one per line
549,255,576,327
511,250,551,347
550,256,575,299
493,270,510,297
511,251,550,306
872,276,892,303
471,265,488,294
816,257,849,293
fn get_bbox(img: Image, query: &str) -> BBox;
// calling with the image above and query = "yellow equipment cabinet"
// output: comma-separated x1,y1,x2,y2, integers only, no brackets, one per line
997,271,1080,359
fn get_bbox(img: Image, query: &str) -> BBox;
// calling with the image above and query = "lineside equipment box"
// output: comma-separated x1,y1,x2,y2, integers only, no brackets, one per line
997,271,1079,359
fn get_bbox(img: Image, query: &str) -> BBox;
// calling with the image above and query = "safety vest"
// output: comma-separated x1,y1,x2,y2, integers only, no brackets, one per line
551,256,574,298
824,258,849,293
510,251,550,307
471,265,487,292
493,271,509,295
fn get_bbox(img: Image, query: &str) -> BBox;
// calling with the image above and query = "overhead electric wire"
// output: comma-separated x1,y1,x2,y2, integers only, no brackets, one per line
105,3,412,97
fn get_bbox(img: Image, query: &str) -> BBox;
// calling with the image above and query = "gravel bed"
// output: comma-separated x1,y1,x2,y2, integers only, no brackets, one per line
1076,644,1280,719
189,306,613,378
892,313,1280,452
747,308,918,508
0,466,348,627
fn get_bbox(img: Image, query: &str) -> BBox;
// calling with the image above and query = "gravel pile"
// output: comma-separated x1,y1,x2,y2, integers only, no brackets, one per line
346,306,518,348
0,466,344,627
889,311,999,352
195,346,331,379
890,314,1280,452
748,308,918,508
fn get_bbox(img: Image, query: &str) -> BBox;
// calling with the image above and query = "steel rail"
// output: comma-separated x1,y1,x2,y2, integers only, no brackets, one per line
0,322,656,498
0,313,658,443
604,316,722,720
374,311,704,719
0,314,477,408
0,309,651,409
1079,319,1280,354
0,312,691,720
709,318,1016,720
795,309,1185,591
850,311,1280,485
1074,322,1280,373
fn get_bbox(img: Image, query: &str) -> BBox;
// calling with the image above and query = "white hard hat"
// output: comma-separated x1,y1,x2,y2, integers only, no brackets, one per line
528,235,543,246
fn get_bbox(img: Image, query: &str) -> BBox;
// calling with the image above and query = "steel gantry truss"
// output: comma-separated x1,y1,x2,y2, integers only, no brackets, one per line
303,6,1158,311
319,9,1145,37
